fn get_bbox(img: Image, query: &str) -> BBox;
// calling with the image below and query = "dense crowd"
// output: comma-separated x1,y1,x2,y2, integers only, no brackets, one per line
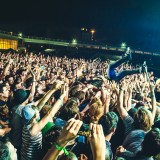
0,50,160,160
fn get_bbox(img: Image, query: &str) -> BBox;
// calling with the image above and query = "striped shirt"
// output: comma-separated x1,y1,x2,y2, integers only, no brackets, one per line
21,124,42,160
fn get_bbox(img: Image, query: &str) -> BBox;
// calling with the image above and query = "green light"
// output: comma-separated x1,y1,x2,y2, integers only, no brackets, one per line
121,42,126,48
72,39,77,45
18,33,23,38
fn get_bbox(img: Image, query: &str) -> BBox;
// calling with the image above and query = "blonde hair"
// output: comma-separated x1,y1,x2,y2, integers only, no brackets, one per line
90,97,102,105
89,99,103,122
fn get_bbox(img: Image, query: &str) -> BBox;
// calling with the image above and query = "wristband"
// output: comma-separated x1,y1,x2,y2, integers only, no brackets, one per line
55,143,69,155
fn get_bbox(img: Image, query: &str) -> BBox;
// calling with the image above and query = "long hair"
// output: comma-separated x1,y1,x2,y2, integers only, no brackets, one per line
134,107,153,132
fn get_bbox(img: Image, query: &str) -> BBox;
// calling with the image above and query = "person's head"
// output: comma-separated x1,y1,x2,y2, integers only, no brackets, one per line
5,75,14,85
12,67,17,74
8,76,14,85
69,85,81,97
0,68,3,75
40,105,52,118
155,84,160,93
0,100,9,118
58,71,66,81
58,100,79,121
13,89,30,105
88,99,103,122
36,84,44,95
134,107,153,132
142,128,160,157
25,77,33,89
32,62,38,68
21,105,40,125
43,126,62,152
90,97,101,104
0,84,9,98
155,79,160,92
74,91,85,103
128,108,137,119
58,152,78,160
16,69,26,77
4,81,10,91
13,78,24,91
99,112,118,136
115,157,126,160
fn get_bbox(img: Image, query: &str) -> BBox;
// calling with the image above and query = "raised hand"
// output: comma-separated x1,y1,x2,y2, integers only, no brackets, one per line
61,83,69,95
56,118,83,146
115,146,126,157
149,82,155,92
9,59,13,65
30,69,36,80
88,123,106,160
52,80,63,90
61,83,69,103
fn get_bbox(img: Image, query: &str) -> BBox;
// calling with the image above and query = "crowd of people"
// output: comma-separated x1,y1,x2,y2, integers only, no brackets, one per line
0,50,160,160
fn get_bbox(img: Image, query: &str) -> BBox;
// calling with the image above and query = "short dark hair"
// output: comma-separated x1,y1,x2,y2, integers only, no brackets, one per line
142,128,160,156
5,75,14,82
69,85,79,97
43,126,62,145
42,126,62,156
74,91,85,103
99,112,118,135
58,100,79,121
25,77,33,89
0,84,6,93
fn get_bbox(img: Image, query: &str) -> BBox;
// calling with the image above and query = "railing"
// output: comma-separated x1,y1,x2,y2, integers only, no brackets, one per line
0,30,69,43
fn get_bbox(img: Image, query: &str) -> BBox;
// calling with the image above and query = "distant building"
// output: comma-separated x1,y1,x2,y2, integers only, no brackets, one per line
0,38,18,50
0,31,18,50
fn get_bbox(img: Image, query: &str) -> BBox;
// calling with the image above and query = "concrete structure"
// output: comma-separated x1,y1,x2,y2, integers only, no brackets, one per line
0,30,159,57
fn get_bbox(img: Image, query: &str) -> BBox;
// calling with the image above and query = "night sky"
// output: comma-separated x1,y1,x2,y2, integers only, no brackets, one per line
1,0,160,51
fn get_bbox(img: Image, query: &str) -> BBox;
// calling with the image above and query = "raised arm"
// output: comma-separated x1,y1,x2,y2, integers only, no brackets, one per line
81,89,101,114
43,118,83,160
0,59,13,80
101,84,106,104
103,93,110,114
117,86,128,119
150,83,157,122
126,84,133,112
28,70,36,102
30,83,68,136
36,81,62,111
88,123,106,160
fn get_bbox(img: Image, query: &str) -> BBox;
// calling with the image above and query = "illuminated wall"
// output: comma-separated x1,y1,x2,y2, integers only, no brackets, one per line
0,38,18,50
